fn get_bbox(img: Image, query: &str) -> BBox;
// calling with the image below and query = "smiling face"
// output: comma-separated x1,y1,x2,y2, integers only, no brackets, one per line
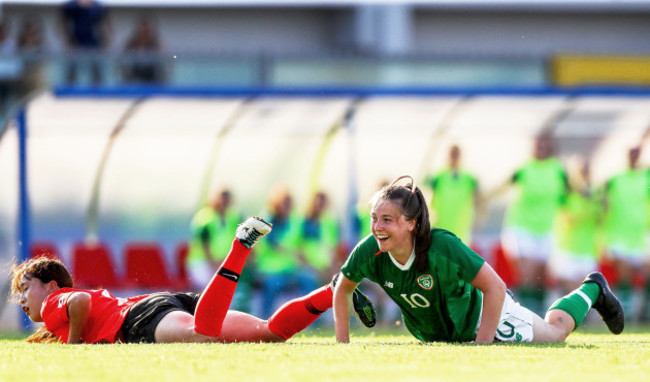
371,200,416,259
18,275,58,322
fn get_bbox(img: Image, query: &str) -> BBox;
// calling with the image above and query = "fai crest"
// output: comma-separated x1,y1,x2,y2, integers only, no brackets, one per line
417,274,434,290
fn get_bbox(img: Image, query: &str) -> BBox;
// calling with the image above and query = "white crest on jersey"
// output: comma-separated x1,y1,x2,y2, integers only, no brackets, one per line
417,274,434,290
384,281,394,288
58,296,65,308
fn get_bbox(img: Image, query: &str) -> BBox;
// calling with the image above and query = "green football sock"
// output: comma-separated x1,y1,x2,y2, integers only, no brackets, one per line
548,282,600,328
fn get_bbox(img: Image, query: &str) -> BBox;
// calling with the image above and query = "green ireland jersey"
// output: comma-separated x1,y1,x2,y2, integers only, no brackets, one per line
604,169,650,253
556,189,602,258
188,207,241,265
506,158,568,234
341,228,485,342
426,169,478,243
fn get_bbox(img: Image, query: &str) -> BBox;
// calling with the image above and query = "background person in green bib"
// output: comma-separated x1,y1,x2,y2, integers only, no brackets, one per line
298,191,339,285
296,191,340,326
186,189,253,312
495,134,569,316
425,145,480,245
255,187,315,319
603,146,649,322
550,157,602,294
187,189,241,286
334,175,623,344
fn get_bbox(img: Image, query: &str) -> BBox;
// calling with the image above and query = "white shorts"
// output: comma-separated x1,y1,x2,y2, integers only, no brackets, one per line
502,227,554,262
549,252,597,281
477,293,534,343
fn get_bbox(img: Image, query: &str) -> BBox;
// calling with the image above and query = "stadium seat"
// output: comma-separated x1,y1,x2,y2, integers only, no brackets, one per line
72,242,121,289
490,242,519,288
175,242,190,289
30,242,60,260
124,243,174,289
597,255,619,285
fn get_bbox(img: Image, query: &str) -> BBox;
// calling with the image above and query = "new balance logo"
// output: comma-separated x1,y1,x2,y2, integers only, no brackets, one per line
218,267,240,282
384,281,394,289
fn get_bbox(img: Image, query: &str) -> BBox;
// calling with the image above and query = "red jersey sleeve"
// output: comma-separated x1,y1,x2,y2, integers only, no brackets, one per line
41,289,74,334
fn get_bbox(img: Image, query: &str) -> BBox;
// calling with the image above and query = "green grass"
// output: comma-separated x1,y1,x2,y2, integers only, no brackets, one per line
1,327,649,382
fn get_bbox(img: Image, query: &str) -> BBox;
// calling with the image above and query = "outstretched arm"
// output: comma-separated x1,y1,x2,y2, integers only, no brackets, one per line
333,274,359,343
484,176,513,202
470,263,506,343
473,186,488,228
66,292,92,344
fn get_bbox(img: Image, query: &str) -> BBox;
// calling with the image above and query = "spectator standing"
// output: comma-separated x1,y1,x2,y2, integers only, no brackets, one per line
187,190,240,287
550,156,602,294
16,18,46,97
492,134,569,316
0,21,15,55
60,0,111,85
298,191,339,285
603,146,649,321
0,21,17,119
187,190,253,311
122,17,164,84
425,145,480,245
255,187,312,319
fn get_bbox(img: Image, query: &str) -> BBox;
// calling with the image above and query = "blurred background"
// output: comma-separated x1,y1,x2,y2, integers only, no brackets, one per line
2,0,650,333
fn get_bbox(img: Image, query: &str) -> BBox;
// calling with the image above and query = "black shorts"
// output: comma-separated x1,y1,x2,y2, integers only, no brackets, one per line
121,292,200,343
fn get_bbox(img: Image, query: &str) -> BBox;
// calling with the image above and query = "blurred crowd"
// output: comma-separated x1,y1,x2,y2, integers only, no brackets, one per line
0,0,165,117
189,136,650,326
188,187,346,324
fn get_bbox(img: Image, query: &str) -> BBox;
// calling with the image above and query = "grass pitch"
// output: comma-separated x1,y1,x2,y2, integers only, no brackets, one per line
1,326,649,382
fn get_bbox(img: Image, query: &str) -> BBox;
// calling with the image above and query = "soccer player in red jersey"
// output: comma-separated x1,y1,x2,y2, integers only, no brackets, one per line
11,216,375,344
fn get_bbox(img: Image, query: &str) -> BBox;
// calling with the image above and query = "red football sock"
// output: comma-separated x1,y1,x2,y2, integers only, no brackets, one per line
267,284,333,339
194,238,250,337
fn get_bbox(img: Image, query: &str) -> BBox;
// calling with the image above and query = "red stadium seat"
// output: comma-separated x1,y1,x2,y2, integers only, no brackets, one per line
491,242,520,288
598,255,619,286
124,243,173,289
597,254,646,288
175,242,190,289
30,242,60,260
72,242,121,289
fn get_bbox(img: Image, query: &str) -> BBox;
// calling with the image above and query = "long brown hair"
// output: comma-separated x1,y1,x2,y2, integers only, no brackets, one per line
372,175,431,271
9,257,74,343
10,257,73,299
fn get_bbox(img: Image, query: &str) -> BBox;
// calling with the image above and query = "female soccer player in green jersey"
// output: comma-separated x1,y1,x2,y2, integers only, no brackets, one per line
333,175,624,343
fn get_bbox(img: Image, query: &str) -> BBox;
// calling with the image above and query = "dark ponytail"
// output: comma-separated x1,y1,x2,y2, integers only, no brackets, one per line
373,175,431,272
